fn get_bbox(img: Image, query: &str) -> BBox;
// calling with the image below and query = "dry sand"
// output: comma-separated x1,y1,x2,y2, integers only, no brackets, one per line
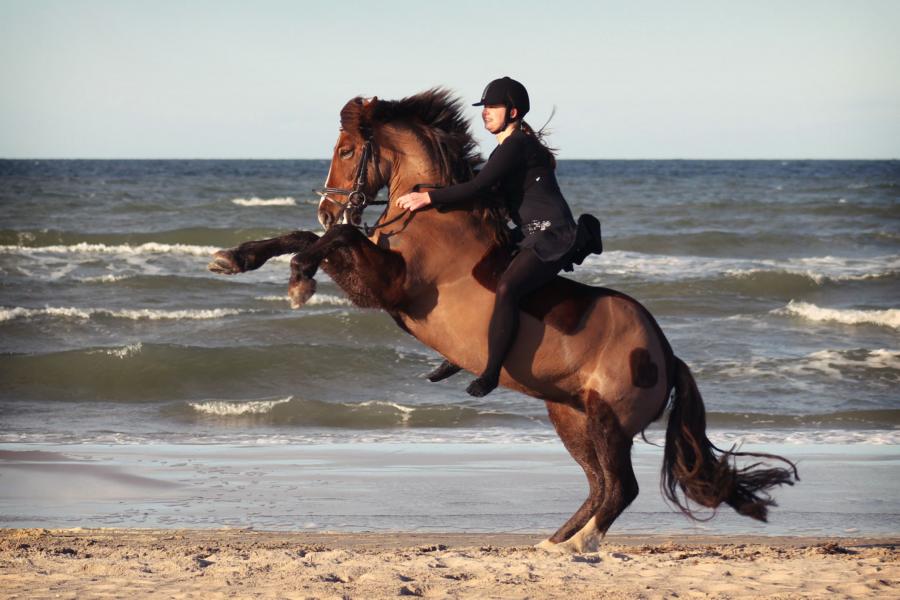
0,529,896,599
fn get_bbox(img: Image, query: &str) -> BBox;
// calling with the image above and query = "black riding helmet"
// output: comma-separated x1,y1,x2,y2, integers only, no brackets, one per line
473,76,529,120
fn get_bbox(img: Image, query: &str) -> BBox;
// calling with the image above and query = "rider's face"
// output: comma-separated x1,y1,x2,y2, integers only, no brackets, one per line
482,104,517,134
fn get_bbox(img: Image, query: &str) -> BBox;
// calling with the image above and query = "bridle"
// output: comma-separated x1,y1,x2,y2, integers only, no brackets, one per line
314,135,443,236
314,137,388,232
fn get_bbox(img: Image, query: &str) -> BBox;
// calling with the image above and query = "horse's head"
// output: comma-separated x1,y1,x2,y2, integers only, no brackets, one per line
317,96,389,230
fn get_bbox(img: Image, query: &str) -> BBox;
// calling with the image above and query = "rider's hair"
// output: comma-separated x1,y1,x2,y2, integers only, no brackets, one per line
519,119,557,169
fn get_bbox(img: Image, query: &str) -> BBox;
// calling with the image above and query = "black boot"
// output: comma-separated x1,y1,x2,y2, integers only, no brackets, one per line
426,360,462,382
465,374,499,397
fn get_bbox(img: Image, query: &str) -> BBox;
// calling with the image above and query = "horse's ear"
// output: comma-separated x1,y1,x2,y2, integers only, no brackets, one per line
339,97,365,135
359,96,380,138
340,96,382,139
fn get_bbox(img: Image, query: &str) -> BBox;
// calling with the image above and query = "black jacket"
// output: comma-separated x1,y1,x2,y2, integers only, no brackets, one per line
430,129,582,263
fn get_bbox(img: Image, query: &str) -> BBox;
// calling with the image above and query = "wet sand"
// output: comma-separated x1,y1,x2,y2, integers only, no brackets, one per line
2,443,898,536
1,528,896,599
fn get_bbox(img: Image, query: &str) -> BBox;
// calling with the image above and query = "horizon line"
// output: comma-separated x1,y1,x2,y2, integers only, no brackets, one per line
2,156,898,161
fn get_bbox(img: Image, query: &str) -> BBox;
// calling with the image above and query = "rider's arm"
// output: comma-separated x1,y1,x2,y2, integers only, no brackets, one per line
429,134,525,207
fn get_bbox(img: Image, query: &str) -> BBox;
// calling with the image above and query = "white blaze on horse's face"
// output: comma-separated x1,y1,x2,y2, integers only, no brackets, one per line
316,158,335,230
317,132,363,230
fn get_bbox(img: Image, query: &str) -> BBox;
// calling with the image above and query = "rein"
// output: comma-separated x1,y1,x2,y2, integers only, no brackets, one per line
314,138,388,232
314,137,442,236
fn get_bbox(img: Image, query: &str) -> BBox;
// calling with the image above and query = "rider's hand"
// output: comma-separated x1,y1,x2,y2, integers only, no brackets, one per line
396,191,432,212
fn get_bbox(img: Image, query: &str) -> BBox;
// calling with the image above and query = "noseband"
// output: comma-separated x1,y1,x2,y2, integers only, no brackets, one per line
314,138,387,230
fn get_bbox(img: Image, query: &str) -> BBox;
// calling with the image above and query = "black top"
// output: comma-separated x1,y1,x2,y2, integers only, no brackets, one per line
429,129,578,263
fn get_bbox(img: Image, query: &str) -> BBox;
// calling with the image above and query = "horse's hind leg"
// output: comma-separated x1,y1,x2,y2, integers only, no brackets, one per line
208,231,319,274
537,401,604,548
557,393,638,553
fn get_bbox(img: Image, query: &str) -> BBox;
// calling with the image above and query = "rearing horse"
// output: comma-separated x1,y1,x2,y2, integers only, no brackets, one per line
209,89,797,552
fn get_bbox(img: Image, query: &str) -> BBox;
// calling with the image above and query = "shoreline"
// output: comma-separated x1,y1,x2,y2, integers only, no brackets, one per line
2,441,898,537
2,528,896,599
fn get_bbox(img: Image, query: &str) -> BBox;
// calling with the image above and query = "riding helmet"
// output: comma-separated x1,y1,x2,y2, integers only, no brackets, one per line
473,76,529,119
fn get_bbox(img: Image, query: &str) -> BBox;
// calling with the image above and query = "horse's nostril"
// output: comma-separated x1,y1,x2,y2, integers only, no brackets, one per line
321,212,333,229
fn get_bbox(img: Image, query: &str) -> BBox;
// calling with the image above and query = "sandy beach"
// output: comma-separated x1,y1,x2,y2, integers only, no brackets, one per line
1,528,896,599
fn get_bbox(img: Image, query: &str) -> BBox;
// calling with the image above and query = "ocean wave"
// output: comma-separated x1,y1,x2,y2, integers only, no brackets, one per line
231,197,296,207
91,342,144,359
255,293,352,306
774,300,900,330
1,425,897,446
189,396,293,415
0,306,250,322
584,251,899,285
703,409,900,429
0,227,304,249
77,274,132,283
0,241,220,257
697,348,900,384
171,396,541,429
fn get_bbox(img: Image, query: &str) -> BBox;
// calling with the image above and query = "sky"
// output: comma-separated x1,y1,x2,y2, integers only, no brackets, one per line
1,0,899,159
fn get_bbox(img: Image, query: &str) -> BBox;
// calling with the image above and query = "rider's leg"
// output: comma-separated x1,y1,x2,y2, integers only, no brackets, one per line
467,248,562,397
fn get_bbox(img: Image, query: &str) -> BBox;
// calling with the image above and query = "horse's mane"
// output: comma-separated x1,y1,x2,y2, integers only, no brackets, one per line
340,88,511,246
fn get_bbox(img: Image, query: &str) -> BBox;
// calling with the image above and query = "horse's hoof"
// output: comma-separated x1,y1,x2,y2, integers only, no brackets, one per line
535,535,600,554
288,278,317,309
535,539,561,552
208,250,242,275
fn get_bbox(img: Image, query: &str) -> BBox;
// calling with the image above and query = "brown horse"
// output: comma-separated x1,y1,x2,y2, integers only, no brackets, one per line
209,89,797,552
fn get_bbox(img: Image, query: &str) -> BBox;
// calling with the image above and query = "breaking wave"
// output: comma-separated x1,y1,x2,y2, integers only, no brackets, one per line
0,306,249,322
255,293,352,306
774,300,900,330
173,396,540,429
231,197,296,207
0,242,220,257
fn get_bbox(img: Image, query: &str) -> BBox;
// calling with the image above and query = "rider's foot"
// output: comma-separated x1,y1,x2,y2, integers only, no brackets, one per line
466,375,498,397
426,360,462,383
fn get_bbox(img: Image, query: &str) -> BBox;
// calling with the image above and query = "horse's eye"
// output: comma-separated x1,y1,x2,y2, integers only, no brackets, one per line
339,148,354,159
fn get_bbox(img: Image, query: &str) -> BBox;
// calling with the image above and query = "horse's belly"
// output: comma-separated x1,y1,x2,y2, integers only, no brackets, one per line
402,284,670,434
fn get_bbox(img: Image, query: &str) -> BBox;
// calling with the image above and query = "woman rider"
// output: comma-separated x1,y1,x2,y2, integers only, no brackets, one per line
396,76,601,397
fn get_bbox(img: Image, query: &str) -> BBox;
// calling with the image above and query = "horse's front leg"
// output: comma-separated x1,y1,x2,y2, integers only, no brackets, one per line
288,224,406,310
208,230,320,274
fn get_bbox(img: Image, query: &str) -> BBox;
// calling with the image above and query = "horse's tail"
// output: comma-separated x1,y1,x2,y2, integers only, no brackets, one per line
661,357,799,522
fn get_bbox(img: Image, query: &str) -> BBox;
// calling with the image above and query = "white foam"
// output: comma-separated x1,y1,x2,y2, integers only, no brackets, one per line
0,242,220,257
357,400,416,424
2,426,897,446
775,300,900,330
0,306,92,321
584,251,899,284
696,348,900,385
100,342,143,359
78,274,131,283
189,397,292,416
231,197,296,207
804,349,900,373
307,294,352,307
254,293,352,307
0,306,249,322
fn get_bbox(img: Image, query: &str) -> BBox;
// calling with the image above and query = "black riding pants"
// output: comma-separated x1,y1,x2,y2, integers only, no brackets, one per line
481,246,567,381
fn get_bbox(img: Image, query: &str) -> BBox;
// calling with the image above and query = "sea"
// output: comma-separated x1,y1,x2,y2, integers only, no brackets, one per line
1,159,898,535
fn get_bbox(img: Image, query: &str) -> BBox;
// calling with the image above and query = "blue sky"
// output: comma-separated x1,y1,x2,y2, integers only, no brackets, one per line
1,0,898,158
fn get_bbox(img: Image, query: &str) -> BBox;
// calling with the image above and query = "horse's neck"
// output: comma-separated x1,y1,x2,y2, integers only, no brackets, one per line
378,156,497,284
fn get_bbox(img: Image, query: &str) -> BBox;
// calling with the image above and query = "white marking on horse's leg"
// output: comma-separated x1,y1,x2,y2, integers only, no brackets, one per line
555,516,602,554
534,538,558,551
288,278,317,309
534,517,602,554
